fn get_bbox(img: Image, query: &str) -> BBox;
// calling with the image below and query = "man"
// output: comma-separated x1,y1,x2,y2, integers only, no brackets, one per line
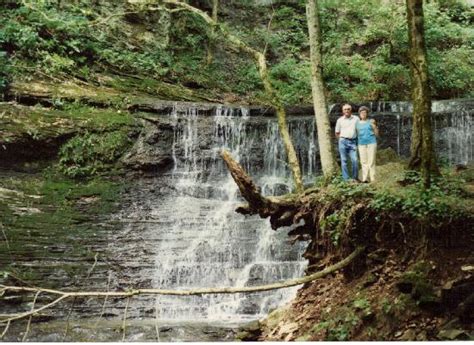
335,104,359,181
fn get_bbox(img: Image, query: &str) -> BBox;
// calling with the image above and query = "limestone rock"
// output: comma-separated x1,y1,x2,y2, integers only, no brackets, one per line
122,119,174,172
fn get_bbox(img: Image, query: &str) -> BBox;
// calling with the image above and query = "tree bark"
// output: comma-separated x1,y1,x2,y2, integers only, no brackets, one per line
306,0,338,179
406,0,438,187
221,150,303,229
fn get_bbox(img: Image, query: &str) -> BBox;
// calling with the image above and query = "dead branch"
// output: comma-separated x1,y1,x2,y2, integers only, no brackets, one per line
221,150,308,230
221,150,272,214
1,295,69,324
0,321,10,340
0,246,364,324
87,253,99,279
122,297,130,342
22,291,41,342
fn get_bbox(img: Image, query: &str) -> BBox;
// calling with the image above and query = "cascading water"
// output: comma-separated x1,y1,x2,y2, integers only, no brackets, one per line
95,99,473,334
148,105,313,323
121,101,472,324
1,98,472,341
433,109,473,165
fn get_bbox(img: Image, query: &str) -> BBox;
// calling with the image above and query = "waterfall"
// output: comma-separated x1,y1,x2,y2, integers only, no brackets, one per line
114,100,471,324
357,100,474,163
433,109,473,165
150,106,311,323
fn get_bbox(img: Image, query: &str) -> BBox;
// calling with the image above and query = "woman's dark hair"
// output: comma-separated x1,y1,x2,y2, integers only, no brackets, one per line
358,106,370,113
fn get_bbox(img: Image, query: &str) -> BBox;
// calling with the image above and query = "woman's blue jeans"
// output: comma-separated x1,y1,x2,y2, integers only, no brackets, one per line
338,138,358,180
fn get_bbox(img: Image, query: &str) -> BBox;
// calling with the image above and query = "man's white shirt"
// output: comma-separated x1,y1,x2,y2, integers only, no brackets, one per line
335,115,360,139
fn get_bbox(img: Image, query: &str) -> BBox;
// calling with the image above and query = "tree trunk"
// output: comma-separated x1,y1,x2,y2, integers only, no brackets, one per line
206,0,218,65
306,0,338,179
406,0,438,187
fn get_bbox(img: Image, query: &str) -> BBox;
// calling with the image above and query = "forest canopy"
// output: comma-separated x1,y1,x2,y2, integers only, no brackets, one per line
0,0,472,104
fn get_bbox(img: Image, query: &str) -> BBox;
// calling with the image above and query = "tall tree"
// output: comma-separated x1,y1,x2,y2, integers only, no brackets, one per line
206,0,218,65
406,0,438,187
129,0,304,193
306,0,338,179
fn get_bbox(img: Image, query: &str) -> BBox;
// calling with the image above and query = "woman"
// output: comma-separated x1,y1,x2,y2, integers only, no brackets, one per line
356,106,379,182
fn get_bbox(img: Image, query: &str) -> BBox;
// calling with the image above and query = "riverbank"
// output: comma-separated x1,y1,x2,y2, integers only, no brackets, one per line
231,159,474,341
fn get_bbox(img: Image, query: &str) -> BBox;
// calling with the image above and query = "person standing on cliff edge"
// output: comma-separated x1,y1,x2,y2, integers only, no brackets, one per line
335,104,359,181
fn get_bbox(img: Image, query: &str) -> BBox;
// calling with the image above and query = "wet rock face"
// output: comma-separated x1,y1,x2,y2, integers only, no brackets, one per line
122,119,174,172
122,100,473,177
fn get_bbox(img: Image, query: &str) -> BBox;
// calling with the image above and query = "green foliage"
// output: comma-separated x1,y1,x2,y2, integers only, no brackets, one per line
314,307,360,341
0,51,11,94
1,0,471,103
327,176,373,200
380,297,393,315
311,293,376,340
58,130,131,178
271,4,309,56
320,211,345,246
398,261,439,306
428,47,474,98
40,168,122,210
380,294,411,318
270,58,311,104
370,170,467,219
353,297,371,312
233,62,262,94
317,178,375,247
319,0,472,101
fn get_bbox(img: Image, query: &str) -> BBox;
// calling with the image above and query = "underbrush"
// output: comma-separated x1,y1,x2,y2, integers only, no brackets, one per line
1,1,472,103
310,164,473,252
261,242,473,341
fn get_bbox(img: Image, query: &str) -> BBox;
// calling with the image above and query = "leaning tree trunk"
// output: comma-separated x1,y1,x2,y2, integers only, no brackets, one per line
406,0,438,187
206,0,218,65
133,0,304,192
306,0,338,179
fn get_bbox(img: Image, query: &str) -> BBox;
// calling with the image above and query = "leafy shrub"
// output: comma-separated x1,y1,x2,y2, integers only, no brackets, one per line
58,130,131,178
370,171,466,219
234,62,262,94
270,58,311,104
0,51,11,95
315,308,360,341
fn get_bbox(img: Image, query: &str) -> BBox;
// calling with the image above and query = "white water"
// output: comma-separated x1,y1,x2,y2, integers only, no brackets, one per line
151,106,312,322
434,110,473,165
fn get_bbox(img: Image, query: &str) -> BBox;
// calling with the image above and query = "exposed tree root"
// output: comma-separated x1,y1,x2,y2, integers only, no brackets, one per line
221,150,307,229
